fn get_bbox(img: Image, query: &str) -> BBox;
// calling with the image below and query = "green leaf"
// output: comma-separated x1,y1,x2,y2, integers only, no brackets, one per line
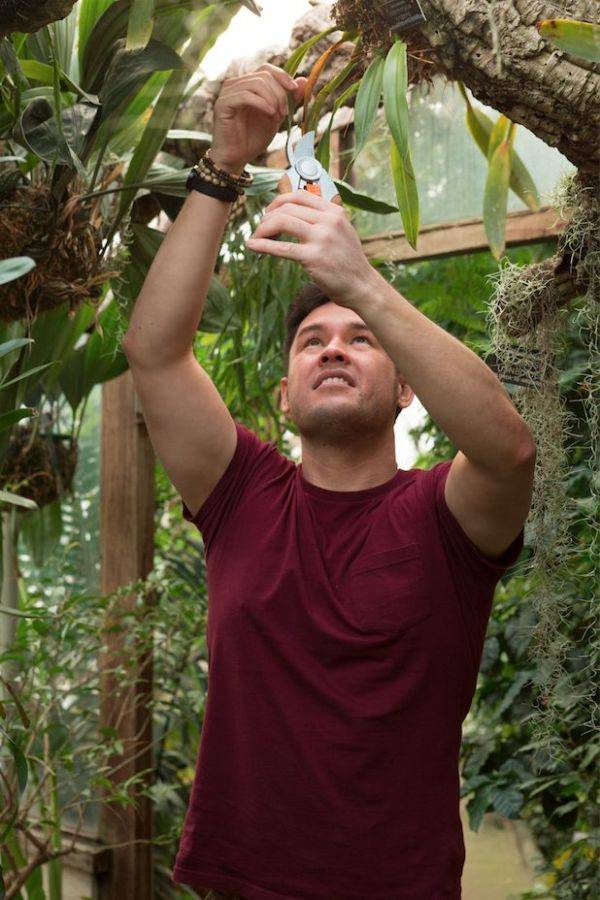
0,409,36,434
316,79,359,172
23,297,96,398
78,0,115,74
0,256,35,285
494,670,532,718
239,0,262,14
18,59,99,104
284,25,339,77
0,338,33,359
487,114,511,162
507,145,540,213
334,178,399,214
99,38,184,124
127,0,156,51
483,127,513,260
0,489,38,510
59,299,129,413
354,54,384,156
0,724,27,796
390,139,419,250
11,97,93,176
538,17,600,62
466,787,491,832
382,39,409,162
0,361,57,392
458,81,490,156
21,495,63,567
458,84,540,212
110,64,190,238
490,784,524,818
308,56,357,134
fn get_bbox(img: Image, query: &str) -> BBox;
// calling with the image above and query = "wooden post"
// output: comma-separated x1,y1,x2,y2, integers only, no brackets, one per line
98,371,155,899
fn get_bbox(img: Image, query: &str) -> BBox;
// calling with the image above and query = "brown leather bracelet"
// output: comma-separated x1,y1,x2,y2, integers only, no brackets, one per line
186,168,239,202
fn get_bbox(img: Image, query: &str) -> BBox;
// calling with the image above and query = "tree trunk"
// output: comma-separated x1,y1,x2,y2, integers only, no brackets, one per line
0,1,78,38
417,0,599,180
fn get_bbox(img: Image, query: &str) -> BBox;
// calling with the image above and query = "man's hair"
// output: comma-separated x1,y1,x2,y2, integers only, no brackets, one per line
283,280,402,421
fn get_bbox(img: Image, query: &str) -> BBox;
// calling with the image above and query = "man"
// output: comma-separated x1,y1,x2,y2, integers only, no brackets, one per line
123,64,536,899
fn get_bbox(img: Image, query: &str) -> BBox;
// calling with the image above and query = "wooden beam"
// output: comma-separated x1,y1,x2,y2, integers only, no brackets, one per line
361,206,564,263
98,371,155,899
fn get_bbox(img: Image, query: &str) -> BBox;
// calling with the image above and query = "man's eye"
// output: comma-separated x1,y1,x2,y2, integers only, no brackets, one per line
305,335,370,346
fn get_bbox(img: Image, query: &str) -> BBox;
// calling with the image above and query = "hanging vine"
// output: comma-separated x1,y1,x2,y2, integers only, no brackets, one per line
486,172,600,761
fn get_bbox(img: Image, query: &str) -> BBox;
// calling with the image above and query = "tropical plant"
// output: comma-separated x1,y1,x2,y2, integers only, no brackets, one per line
255,1,598,275
0,382,216,897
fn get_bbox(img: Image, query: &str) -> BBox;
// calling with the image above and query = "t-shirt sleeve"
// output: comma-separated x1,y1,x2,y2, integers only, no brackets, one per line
420,459,525,587
180,419,280,554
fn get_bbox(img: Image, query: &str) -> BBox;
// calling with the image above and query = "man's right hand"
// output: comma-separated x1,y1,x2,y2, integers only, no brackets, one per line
210,63,307,175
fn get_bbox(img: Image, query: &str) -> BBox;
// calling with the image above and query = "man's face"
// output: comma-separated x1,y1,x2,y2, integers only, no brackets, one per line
280,301,413,441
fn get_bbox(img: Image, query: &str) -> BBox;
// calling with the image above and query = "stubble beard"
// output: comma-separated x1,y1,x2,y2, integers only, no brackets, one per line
287,384,398,446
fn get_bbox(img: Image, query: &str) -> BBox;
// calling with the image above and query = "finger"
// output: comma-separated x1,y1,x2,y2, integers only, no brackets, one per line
222,79,280,116
257,64,306,109
221,88,278,118
235,72,285,116
262,203,321,225
257,63,298,94
250,213,313,243
245,236,304,262
266,189,330,214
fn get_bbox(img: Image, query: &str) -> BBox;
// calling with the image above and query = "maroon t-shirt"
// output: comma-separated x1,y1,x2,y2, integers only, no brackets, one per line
172,420,524,899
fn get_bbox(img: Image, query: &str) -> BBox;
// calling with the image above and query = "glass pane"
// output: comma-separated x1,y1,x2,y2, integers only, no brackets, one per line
17,385,102,838
349,78,576,238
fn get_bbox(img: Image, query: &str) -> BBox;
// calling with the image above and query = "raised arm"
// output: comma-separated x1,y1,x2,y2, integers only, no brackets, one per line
121,65,306,517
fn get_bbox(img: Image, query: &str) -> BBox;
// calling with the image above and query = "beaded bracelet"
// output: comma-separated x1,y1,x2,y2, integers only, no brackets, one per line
203,149,253,190
193,159,244,196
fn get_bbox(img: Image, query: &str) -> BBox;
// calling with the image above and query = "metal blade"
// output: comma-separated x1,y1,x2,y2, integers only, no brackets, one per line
287,129,317,166
318,170,340,203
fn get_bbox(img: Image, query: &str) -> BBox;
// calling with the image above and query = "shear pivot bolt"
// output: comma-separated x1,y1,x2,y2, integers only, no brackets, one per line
296,158,320,180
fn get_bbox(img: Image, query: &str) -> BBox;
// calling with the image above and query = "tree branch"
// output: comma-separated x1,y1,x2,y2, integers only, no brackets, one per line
417,0,600,178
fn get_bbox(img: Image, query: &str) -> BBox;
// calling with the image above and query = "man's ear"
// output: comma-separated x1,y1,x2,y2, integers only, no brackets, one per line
397,373,414,411
279,375,289,414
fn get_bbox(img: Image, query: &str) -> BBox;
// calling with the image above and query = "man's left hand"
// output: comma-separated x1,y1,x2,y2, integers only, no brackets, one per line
245,189,375,308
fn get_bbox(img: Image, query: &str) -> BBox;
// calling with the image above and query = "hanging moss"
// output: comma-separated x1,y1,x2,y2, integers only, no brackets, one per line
486,172,599,763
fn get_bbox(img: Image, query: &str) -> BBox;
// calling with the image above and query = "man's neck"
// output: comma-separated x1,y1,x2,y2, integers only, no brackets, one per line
298,434,398,493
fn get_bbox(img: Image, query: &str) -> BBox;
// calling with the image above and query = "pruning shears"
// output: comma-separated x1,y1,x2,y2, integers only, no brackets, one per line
277,127,342,206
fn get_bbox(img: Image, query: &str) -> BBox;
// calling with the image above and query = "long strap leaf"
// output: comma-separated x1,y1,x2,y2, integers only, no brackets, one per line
390,139,419,250
308,43,358,134
384,39,419,246
302,36,347,134
353,53,384,157
284,25,338,77
127,0,156,51
382,39,409,162
458,83,540,211
483,123,515,260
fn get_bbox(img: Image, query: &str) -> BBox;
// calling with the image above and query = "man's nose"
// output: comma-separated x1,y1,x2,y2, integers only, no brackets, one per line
320,343,348,362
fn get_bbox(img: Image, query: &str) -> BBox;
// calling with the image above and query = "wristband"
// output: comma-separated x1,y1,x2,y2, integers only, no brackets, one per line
186,169,239,203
